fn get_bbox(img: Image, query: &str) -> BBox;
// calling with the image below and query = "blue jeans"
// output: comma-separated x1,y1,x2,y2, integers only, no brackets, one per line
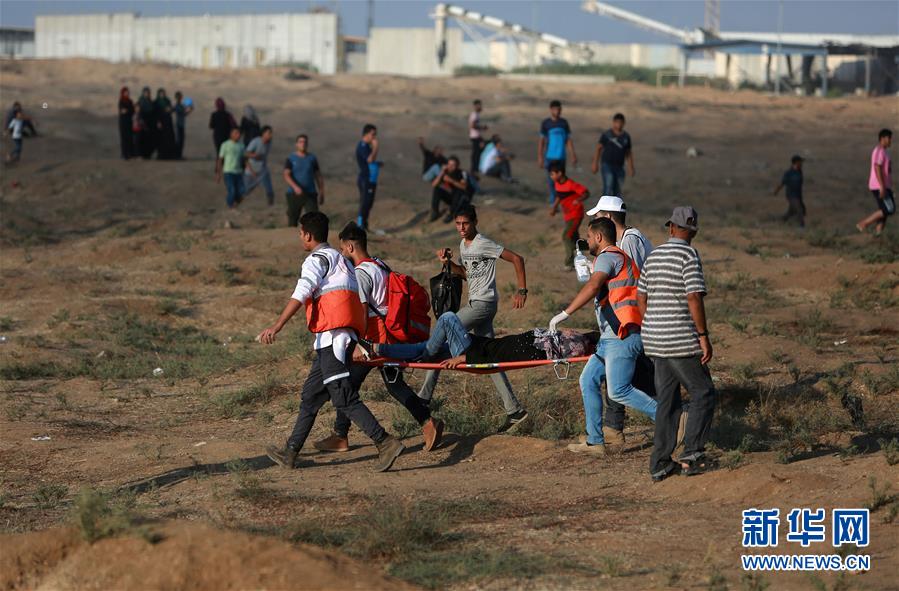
579,333,657,445
224,172,245,207
601,162,625,197
545,158,565,203
243,168,274,204
378,312,471,361
422,163,441,182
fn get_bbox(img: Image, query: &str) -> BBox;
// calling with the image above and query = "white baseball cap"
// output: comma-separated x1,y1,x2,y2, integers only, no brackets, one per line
586,195,626,216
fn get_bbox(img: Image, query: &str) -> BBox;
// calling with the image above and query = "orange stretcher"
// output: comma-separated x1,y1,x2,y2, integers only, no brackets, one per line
357,356,593,381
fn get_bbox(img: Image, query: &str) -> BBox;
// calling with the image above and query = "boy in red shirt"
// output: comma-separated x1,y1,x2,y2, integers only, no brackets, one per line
549,162,591,269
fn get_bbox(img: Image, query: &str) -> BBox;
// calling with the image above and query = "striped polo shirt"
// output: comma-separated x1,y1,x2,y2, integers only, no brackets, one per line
637,238,707,358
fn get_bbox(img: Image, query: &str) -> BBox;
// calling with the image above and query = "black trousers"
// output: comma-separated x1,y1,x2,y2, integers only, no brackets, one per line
287,344,387,451
782,197,806,227
175,125,185,159
286,192,318,227
119,116,135,159
470,138,483,173
333,364,431,437
649,356,716,476
431,186,466,218
357,176,377,229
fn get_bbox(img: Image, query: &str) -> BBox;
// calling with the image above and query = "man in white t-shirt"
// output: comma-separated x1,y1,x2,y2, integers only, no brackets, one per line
468,99,487,176
585,195,654,446
423,204,530,433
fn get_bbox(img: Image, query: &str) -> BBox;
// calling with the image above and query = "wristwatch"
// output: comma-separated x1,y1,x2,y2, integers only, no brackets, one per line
518,288,529,296
697,331,709,337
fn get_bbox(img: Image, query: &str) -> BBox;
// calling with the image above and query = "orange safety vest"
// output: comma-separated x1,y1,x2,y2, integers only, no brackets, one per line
304,247,367,337
597,245,643,339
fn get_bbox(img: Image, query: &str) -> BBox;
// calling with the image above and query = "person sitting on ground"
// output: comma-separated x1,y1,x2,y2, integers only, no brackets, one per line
360,311,599,369
430,156,468,222
479,134,514,183
773,154,806,227
418,137,448,182
549,162,590,270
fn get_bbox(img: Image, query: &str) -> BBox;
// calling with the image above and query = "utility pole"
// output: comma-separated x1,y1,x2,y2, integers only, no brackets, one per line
528,1,537,74
775,0,783,95
367,0,374,39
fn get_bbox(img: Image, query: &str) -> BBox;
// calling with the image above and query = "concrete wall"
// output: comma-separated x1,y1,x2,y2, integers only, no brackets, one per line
367,27,462,77
35,13,339,73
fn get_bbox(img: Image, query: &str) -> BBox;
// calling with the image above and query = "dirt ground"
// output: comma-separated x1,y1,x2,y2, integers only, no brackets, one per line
1,59,898,590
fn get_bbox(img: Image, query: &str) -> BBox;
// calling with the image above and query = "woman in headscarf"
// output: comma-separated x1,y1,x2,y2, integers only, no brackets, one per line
117,87,135,160
136,86,156,159
209,97,236,156
155,88,177,160
239,104,261,144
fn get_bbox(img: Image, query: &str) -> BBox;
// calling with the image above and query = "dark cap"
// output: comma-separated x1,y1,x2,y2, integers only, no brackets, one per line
665,206,699,231
791,154,804,163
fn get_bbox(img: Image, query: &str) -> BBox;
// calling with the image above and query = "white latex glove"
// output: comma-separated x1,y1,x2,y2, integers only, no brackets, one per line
549,310,570,333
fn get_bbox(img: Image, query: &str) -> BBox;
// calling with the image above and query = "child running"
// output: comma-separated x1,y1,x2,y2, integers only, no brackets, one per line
258,211,404,472
773,155,806,227
549,162,590,270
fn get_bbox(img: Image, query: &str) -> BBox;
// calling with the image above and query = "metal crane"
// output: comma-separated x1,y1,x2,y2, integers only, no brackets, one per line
432,3,593,70
580,0,710,45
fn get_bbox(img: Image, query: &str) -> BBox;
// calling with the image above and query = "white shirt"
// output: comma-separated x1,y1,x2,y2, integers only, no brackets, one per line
355,259,389,317
290,244,356,361
618,227,653,270
468,111,481,139
8,118,23,140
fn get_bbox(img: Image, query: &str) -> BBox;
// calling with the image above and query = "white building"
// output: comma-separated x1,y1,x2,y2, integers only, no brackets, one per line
35,12,339,73
0,27,35,59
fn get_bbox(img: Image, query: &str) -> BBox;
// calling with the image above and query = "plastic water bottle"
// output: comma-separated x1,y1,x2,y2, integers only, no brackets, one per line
574,249,591,283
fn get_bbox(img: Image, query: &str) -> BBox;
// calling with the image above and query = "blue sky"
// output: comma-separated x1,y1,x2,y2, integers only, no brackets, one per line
2,1,896,42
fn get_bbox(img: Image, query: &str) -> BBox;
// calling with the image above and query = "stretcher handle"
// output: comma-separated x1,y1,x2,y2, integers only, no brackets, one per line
553,360,571,380
380,366,402,384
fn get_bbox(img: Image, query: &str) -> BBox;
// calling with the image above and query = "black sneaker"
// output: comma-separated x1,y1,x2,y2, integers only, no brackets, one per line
497,409,528,434
651,463,681,482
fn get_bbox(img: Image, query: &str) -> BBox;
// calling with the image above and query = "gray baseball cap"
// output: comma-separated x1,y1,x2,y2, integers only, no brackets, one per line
665,206,699,231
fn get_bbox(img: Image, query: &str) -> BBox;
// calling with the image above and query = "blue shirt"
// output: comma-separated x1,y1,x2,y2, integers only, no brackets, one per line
540,117,571,161
781,168,803,200
284,152,320,195
356,141,372,177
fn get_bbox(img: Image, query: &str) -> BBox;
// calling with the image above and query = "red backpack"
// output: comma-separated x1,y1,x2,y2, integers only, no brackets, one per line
364,260,431,343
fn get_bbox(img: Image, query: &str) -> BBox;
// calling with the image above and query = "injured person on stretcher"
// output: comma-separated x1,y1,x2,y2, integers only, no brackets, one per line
358,311,599,368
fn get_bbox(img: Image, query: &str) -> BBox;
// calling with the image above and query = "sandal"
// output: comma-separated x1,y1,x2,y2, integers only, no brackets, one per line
681,455,719,476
